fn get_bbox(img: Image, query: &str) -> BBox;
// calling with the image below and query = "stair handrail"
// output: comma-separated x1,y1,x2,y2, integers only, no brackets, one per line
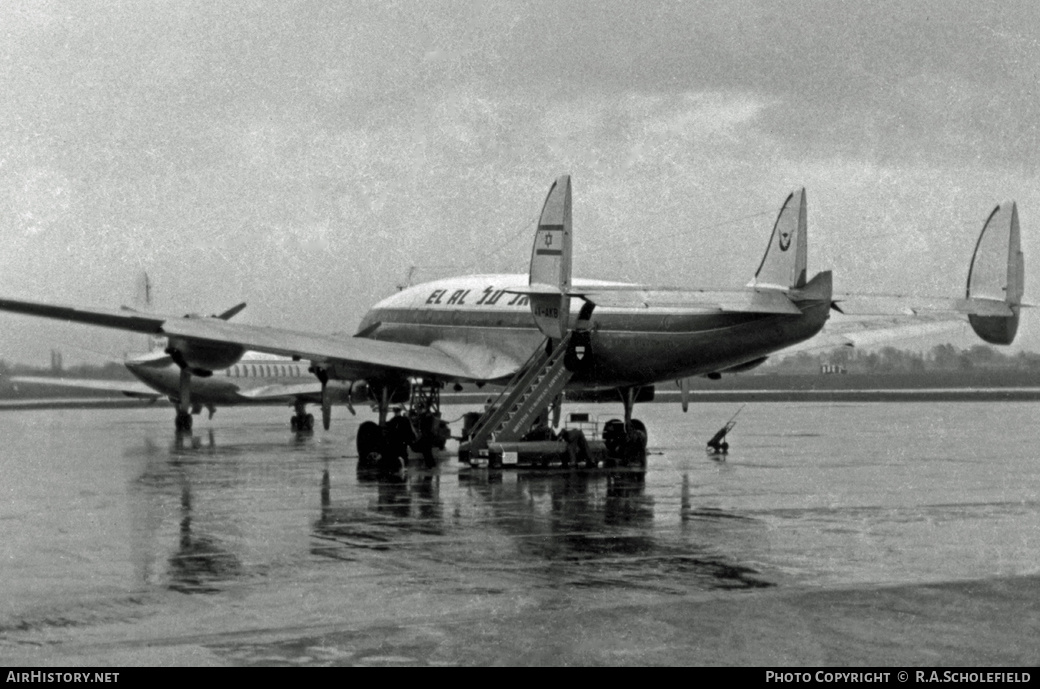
464,332,573,449
465,336,550,441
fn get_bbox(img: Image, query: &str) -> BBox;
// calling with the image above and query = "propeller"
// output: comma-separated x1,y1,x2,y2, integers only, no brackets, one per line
676,378,690,413
310,366,333,430
215,303,247,320
180,302,247,320
178,366,192,414
345,381,357,416
321,383,332,431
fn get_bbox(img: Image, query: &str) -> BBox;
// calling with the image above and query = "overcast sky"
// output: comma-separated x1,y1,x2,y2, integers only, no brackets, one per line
2,0,1039,365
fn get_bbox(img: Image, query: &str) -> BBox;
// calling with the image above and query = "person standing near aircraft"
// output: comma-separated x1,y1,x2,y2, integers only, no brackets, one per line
385,407,416,472
413,407,439,468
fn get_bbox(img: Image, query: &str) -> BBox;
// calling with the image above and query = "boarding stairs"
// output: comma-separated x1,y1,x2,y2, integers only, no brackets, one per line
460,332,575,458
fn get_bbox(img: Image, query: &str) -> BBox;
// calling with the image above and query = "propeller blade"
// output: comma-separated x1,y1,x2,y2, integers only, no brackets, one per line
321,381,332,430
178,367,192,414
215,303,247,320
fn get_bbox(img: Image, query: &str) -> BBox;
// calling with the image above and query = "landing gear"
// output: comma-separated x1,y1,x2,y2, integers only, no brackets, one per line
174,367,193,432
356,420,385,469
602,386,649,467
355,379,449,472
175,410,193,432
290,401,315,432
290,413,315,432
602,417,647,467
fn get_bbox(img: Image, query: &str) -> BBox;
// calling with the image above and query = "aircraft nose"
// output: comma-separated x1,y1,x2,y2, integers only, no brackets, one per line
124,355,171,385
124,359,153,381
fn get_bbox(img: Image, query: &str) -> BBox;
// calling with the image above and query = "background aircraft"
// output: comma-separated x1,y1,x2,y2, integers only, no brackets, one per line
6,274,356,431
9,351,357,432
0,176,1024,467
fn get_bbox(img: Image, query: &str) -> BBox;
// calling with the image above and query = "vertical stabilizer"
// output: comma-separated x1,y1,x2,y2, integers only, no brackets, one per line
132,271,167,354
966,201,1024,344
750,188,808,291
528,175,573,339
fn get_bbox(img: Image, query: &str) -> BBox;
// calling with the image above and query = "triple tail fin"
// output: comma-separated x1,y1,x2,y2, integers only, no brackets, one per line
965,201,1025,345
749,188,808,292
527,175,573,339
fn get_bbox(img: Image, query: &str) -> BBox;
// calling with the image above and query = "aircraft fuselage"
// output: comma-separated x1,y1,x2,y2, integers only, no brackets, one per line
358,273,831,389
125,357,321,406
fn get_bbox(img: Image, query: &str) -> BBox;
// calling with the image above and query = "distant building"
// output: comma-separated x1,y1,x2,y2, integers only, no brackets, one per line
820,363,846,375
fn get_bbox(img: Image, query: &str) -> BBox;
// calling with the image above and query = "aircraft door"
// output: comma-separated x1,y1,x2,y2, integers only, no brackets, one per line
564,329,593,373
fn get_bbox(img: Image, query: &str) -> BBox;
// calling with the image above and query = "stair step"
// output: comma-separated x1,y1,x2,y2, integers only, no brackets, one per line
464,334,575,451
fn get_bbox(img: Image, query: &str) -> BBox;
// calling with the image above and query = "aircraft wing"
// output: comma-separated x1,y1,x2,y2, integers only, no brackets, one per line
0,295,518,383
236,381,325,402
0,298,167,333
160,318,518,381
7,376,162,400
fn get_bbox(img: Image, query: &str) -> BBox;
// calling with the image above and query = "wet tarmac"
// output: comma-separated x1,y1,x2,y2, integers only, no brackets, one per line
1,402,1038,666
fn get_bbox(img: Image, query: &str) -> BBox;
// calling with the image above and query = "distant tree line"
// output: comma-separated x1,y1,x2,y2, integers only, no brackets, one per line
0,359,134,380
2,343,1039,382
769,344,1040,375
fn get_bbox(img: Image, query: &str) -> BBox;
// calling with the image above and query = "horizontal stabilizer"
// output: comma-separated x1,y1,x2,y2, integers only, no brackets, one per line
952,297,1016,317
807,314,970,351
802,201,1027,352
570,287,801,314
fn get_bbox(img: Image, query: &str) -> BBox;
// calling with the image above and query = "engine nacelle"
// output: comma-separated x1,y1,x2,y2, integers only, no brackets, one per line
323,379,368,404
166,337,245,373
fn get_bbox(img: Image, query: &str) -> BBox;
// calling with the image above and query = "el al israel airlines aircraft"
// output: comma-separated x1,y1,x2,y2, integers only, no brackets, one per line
0,176,1025,466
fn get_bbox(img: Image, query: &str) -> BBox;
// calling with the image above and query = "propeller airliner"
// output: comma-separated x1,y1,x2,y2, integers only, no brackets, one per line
0,176,1025,467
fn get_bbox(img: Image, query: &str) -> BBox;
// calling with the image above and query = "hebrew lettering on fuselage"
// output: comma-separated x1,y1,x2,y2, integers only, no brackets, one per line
425,287,528,307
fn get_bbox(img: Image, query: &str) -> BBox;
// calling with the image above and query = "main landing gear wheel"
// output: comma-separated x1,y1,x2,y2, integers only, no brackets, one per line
290,414,315,432
602,418,648,468
628,418,648,468
356,420,385,470
175,411,193,432
603,419,626,459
